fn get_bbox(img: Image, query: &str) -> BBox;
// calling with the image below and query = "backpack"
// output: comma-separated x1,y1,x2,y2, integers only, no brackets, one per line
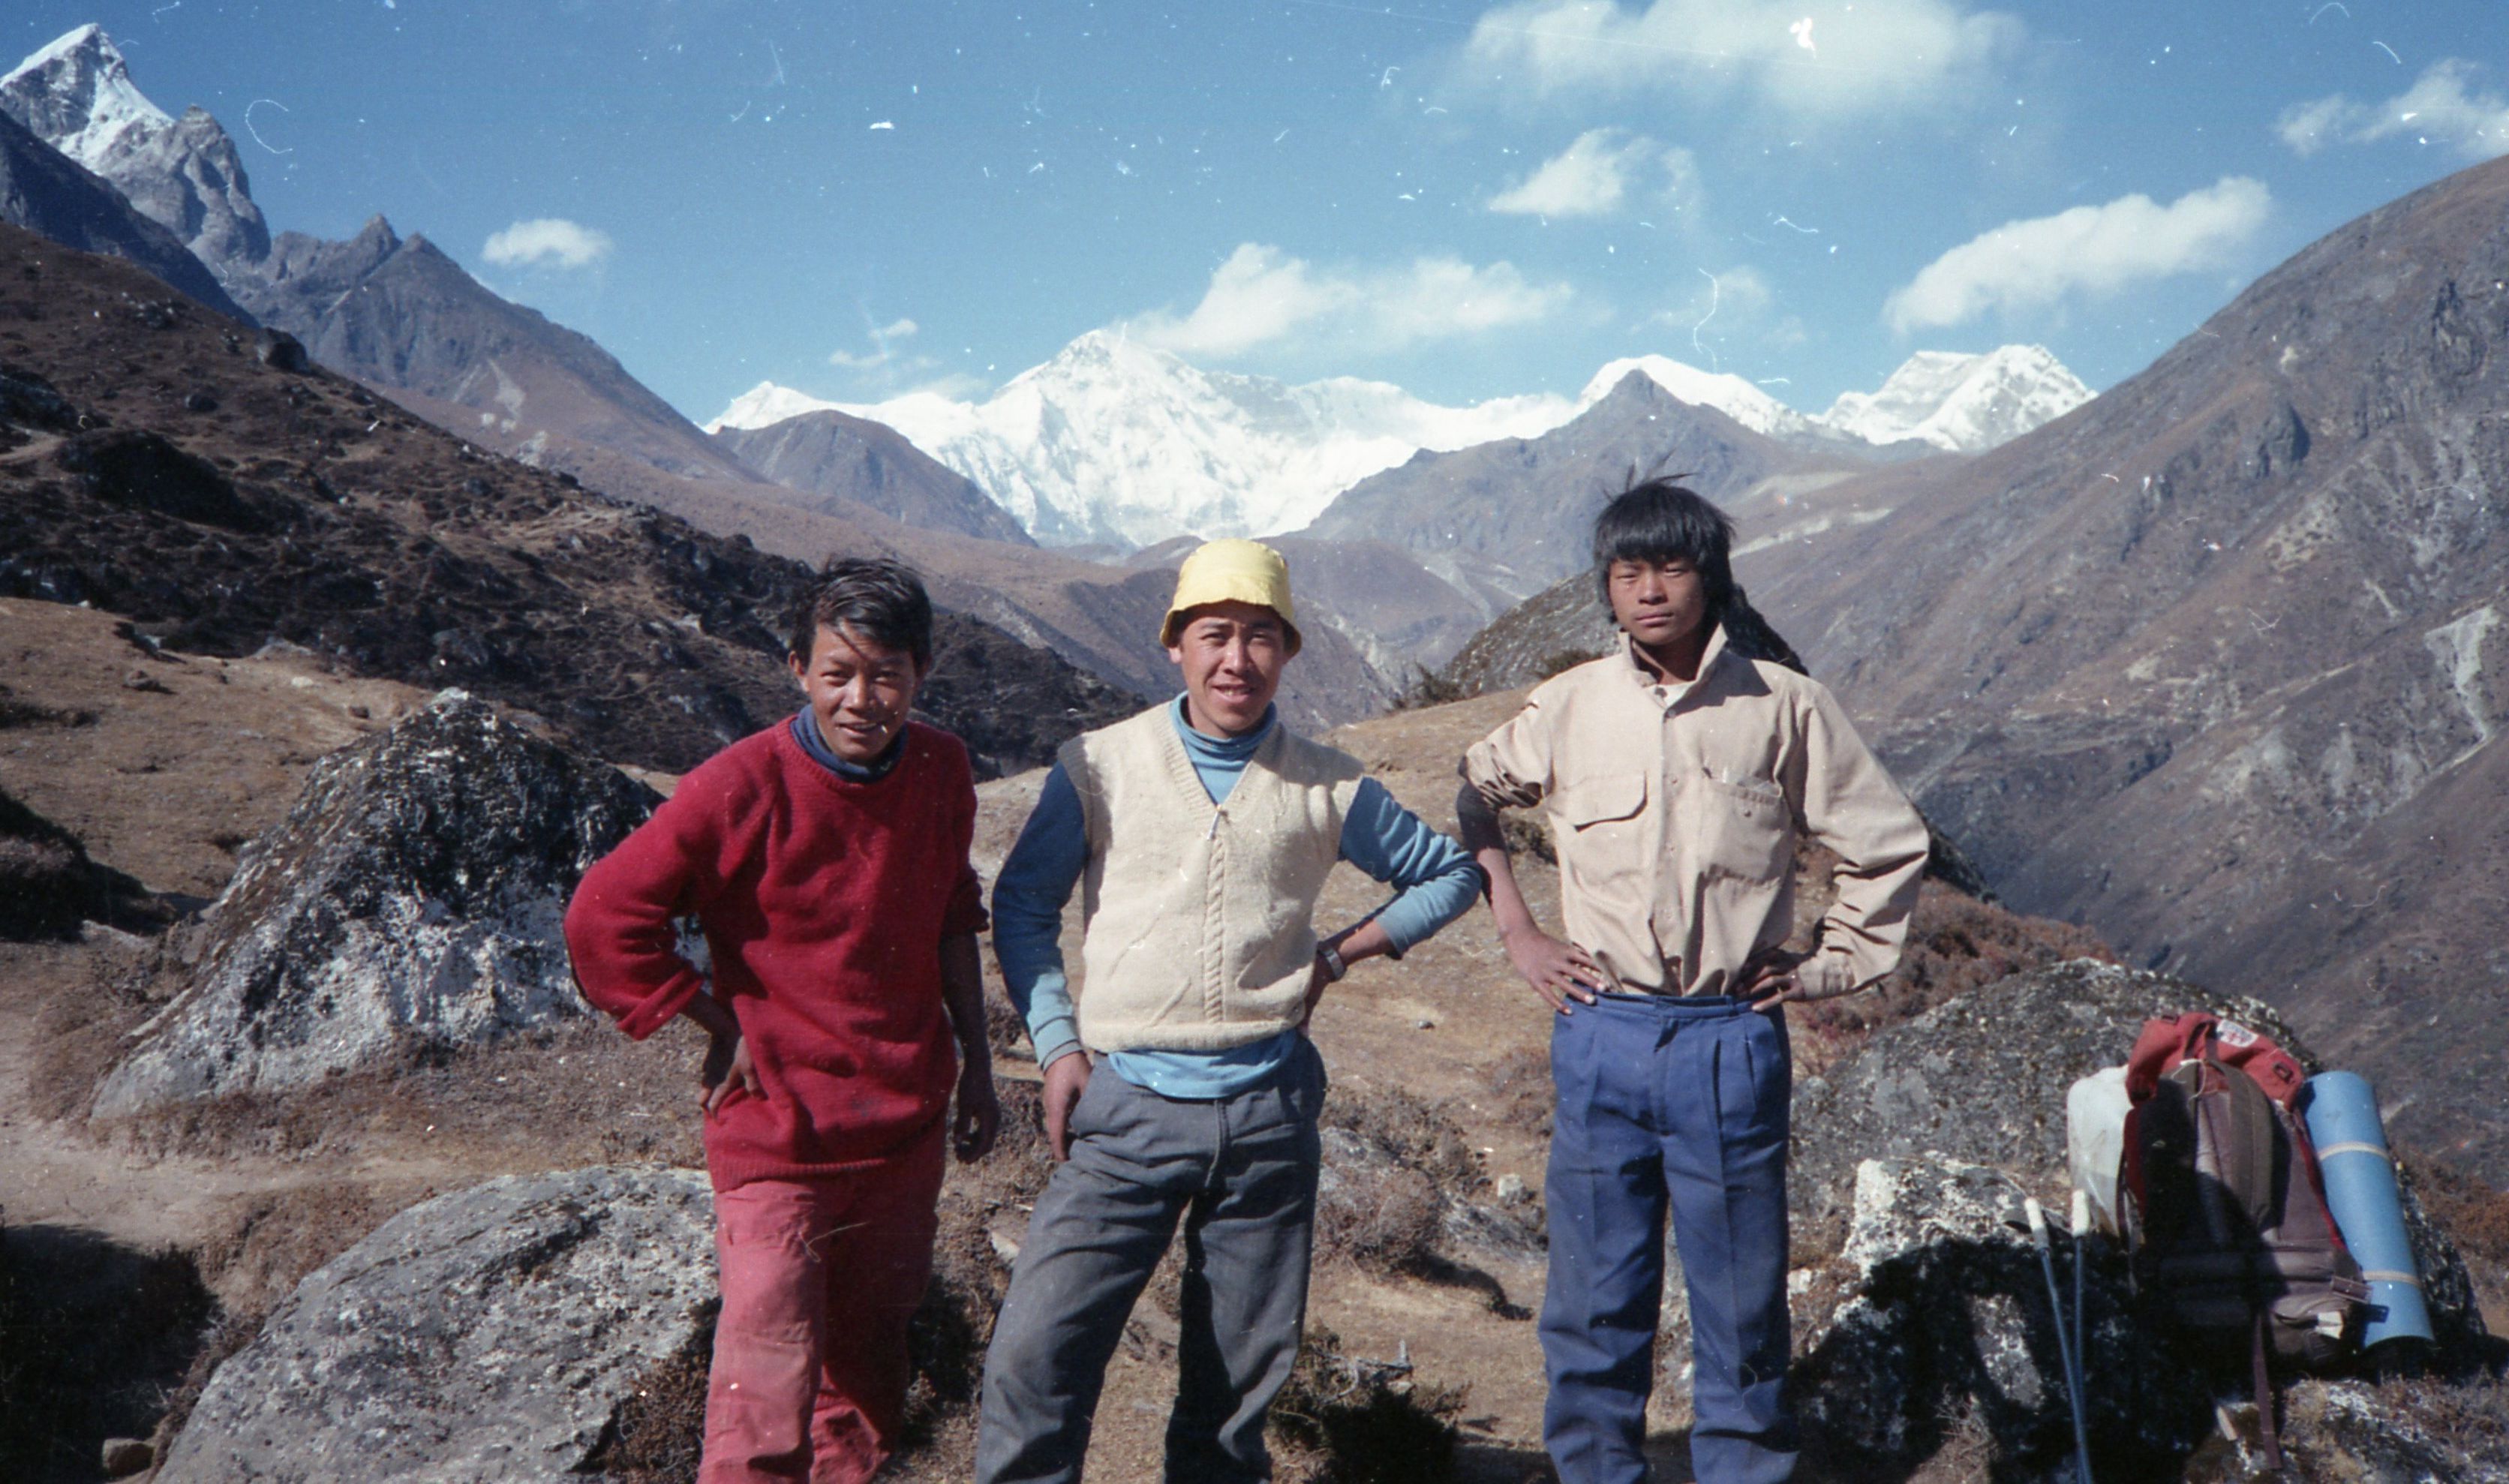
2119,1012,2368,1466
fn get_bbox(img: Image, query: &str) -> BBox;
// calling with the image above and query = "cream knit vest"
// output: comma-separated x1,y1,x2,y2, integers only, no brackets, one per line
1061,706,1363,1053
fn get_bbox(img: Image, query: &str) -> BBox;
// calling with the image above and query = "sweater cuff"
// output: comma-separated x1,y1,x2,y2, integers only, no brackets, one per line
1030,1014,1081,1068
614,970,704,1041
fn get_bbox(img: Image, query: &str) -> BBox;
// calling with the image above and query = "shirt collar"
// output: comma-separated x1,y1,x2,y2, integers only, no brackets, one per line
1618,622,1730,692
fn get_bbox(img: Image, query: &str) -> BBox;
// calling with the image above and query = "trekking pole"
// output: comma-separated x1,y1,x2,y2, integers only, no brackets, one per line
2027,1197,2095,1484
2070,1190,2095,1484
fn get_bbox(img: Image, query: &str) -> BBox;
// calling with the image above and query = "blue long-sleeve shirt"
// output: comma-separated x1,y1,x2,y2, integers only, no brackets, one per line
993,696,1481,1097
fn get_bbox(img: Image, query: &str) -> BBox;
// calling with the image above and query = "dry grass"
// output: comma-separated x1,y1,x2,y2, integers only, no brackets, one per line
1483,1045,1554,1140
1790,882,2114,1078
1317,1084,1484,1278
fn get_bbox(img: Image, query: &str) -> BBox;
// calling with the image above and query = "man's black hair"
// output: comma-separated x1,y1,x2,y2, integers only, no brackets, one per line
1589,478,1807,673
1591,478,1736,617
788,556,935,668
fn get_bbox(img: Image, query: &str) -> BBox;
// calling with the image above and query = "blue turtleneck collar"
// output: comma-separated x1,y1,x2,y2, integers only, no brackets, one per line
789,710,906,783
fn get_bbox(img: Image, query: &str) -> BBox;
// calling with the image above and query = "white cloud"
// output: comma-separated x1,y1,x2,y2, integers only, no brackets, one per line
1128,243,1570,357
1462,0,2022,117
1883,177,2272,334
1488,128,1693,218
2276,59,2509,160
480,218,613,270
829,317,922,368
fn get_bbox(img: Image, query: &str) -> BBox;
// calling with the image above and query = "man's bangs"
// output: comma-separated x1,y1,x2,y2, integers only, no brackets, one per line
1589,479,1736,600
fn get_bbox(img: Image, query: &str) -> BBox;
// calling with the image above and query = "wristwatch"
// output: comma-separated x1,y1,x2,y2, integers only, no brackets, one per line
1317,942,1348,983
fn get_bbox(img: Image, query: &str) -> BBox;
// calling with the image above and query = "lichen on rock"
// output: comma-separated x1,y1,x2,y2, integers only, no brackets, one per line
152,1167,715,1484
93,693,659,1116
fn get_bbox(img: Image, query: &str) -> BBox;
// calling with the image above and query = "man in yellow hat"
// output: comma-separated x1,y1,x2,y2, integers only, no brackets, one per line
976,538,1481,1484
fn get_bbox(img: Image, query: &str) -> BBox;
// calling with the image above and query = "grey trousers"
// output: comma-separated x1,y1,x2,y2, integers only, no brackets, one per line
975,1038,1327,1484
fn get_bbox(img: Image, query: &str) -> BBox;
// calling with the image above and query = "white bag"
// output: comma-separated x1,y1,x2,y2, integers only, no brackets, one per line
2066,1065,2132,1236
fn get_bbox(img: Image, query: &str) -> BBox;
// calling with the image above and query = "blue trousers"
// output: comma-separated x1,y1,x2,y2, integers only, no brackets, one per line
1542,994,1796,1484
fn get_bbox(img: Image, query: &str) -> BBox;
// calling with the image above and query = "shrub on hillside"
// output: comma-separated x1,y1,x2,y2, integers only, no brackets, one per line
1269,1325,1465,1484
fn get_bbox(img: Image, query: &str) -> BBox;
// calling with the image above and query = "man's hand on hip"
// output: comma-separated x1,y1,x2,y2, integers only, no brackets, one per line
1503,925,1603,1013
1742,946,1813,1011
700,1026,760,1116
1041,1049,1092,1162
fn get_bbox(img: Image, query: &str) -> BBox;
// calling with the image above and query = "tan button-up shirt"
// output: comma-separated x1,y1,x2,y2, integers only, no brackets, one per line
1462,626,1929,999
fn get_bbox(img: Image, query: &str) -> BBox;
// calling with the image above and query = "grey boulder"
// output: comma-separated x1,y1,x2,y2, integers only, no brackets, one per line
94,693,659,1116
155,1166,715,1484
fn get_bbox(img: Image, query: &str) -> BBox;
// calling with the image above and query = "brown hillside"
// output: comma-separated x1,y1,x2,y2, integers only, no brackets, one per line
1739,152,2509,1182
0,221,1133,777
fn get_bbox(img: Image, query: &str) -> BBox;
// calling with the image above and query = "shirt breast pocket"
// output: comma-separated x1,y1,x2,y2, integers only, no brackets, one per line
1549,773,1649,889
1695,772,1791,884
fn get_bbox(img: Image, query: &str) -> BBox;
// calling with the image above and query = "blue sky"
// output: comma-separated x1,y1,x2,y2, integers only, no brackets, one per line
11,1,2504,419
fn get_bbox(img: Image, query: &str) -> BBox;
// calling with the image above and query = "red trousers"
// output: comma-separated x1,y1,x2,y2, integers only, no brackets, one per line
701,1124,947,1484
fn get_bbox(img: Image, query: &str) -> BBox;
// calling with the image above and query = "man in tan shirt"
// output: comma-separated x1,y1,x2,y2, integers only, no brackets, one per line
1457,480,1928,1484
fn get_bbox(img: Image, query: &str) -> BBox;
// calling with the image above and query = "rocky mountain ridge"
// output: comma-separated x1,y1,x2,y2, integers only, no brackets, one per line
724,332,2092,555
0,107,246,321
0,26,268,298
1301,370,1870,609
0,221,1134,777
711,407,1033,545
0,26,765,500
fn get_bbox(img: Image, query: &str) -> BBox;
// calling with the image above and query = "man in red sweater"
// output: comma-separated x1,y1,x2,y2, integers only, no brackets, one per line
565,557,1000,1484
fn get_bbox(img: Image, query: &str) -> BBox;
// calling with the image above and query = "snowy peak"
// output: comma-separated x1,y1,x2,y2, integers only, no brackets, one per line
1575,355,1816,441
0,25,170,171
3,24,270,277
711,337,2091,552
1819,345,2092,453
717,332,1579,550
710,380,844,432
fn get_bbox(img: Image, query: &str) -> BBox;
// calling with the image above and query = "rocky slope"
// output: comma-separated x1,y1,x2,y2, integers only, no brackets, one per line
0,221,1134,777
607,473,1395,731
1743,151,2509,1183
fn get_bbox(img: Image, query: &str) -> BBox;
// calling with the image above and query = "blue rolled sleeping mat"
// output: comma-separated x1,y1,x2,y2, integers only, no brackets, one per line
2303,1071,2434,1349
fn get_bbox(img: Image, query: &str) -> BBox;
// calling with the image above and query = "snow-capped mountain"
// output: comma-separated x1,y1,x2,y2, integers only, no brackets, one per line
720,335,2094,550
713,330,1580,548
1574,355,1821,441
1,24,269,282
1819,346,2092,453
0,24,162,163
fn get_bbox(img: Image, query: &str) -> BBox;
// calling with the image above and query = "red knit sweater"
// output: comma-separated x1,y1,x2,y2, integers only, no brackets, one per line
563,719,987,1190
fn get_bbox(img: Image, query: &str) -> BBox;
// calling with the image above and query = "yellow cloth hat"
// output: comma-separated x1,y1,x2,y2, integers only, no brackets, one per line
1160,539,1302,655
